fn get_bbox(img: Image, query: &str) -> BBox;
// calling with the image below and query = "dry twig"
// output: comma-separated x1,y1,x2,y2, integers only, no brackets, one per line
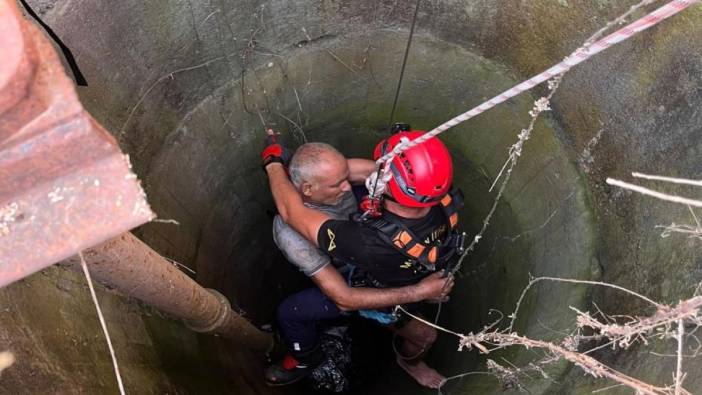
508,276,663,332
396,274,702,394
633,172,702,187
675,319,686,395
657,205,702,241
398,300,696,395
605,178,702,208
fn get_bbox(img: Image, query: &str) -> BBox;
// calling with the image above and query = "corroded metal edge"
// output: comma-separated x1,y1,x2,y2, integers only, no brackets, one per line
0,1,154,288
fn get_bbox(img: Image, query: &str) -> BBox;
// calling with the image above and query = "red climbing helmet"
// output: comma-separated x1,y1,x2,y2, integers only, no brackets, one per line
373,131,453,208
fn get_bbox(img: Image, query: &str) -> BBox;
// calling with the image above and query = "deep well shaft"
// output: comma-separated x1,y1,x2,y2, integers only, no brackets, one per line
1,0,702,394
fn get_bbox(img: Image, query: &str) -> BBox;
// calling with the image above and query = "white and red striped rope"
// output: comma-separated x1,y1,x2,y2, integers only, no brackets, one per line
375,0,699,168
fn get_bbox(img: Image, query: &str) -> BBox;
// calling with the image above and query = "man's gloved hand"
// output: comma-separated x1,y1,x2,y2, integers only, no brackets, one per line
417,272,454,303
261,129,292,170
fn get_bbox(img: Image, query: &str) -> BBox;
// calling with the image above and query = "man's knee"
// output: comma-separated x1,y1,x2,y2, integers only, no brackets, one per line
277,288,340,325
416,324,437,346
402,320,438,347
277,297,301,324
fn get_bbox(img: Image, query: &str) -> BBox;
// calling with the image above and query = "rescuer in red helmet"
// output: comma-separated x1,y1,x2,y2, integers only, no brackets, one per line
373,131,453,208
262,127,464,389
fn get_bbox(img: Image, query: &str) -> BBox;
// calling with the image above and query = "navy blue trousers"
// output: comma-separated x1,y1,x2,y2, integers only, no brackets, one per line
277,287,343,355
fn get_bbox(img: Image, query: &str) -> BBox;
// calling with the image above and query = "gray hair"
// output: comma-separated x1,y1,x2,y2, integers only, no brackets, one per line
289,142,344,188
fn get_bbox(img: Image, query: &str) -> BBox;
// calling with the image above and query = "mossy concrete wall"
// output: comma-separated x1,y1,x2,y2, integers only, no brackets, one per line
4,0,701,393
0,265,270,394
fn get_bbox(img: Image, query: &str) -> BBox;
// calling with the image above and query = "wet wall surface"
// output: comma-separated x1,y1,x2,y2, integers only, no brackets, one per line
2,1,701,394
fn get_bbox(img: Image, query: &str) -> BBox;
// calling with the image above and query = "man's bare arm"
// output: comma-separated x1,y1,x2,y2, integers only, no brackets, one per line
266,163,327,245
347,158,376,184
311,265,454,311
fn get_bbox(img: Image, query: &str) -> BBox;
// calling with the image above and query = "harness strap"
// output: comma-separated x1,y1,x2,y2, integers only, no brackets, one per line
440,188,464,230
360,187,465,273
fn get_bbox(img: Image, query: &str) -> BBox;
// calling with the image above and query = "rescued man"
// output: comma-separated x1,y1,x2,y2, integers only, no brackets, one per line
262,129,463,389
263,138,454,388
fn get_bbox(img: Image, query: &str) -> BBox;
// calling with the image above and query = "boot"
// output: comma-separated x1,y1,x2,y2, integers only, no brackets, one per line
264,345,324,386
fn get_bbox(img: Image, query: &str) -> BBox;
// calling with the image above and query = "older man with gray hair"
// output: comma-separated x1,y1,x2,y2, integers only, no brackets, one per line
264,139,452,387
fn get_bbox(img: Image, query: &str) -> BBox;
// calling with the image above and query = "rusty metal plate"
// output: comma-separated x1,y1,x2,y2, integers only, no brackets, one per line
0,1,154,288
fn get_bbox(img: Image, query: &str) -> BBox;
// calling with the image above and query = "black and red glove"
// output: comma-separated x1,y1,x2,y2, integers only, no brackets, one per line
261,130,292,170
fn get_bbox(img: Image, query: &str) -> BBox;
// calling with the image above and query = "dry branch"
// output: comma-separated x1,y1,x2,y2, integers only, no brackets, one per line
464,332,686,395
397,285,702,394
606,178,702,208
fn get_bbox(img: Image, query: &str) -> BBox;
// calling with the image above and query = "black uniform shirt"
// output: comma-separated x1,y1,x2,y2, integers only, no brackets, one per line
317,206,449,287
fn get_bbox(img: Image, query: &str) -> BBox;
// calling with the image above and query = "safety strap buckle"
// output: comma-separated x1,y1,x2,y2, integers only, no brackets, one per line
452,231,467,255
456,232,466,255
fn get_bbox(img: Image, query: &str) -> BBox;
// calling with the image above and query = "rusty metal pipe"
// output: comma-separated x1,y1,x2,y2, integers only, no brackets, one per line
64,232,273,354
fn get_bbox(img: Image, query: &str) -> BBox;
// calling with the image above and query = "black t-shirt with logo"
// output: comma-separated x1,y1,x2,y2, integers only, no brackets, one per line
317,206,449,287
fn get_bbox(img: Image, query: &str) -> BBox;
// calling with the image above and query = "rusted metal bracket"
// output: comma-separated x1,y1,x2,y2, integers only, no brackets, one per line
0,0,154,288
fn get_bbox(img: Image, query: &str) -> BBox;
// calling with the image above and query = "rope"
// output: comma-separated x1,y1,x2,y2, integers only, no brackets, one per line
365,0,422,206
382,0,698,326
450,76,562,276
371,0,699,174
79,252,126,395
387,0,421,128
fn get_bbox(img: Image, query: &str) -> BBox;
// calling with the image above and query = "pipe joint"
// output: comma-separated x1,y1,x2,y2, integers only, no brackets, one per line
184,288,232,334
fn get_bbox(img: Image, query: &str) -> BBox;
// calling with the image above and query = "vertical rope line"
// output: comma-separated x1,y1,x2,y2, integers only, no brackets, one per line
387,0,421,128
79,252,126,395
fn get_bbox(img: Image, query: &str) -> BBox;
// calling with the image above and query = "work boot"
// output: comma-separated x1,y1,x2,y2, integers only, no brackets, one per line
264,346,324,386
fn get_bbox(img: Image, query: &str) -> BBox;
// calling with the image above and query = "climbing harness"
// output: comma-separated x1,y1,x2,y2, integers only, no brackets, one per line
353,187,465,275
